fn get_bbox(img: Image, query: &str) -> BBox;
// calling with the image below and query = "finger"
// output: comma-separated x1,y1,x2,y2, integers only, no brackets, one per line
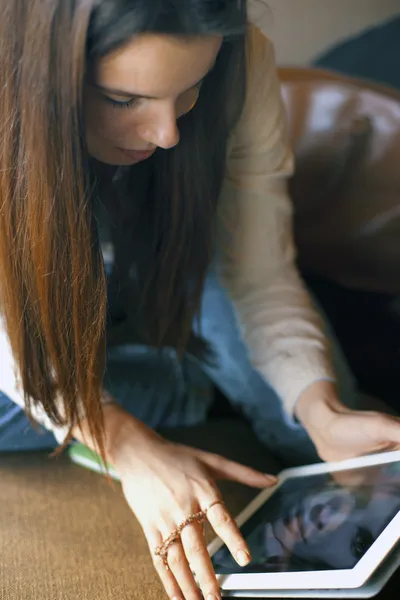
367,412,400,447
146,530,183,600
206,500,251,568
196,450,277,488
167,539,203,600
180,521,221,600
153,556,184,600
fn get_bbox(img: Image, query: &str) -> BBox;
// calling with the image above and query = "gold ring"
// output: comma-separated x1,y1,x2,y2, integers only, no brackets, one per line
204,499,225,514
154,510,206,566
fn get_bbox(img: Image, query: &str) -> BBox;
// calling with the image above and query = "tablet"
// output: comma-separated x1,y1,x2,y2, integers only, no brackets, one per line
208,451,400,595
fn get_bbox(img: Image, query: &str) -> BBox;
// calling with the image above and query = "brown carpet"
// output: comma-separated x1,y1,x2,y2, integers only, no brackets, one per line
0,419,398,599
0,419,280,600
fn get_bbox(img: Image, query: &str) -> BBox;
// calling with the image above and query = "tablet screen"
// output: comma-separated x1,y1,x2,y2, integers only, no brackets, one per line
212,462,400,574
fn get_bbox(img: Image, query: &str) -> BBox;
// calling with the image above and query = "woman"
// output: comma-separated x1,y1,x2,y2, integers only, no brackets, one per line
1,1,399,599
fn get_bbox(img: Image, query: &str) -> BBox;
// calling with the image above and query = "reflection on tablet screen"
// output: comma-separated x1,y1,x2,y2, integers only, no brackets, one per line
212,463,400,573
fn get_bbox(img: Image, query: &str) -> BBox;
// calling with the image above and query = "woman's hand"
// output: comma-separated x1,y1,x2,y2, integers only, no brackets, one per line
296,381,400,463
106,407,276,600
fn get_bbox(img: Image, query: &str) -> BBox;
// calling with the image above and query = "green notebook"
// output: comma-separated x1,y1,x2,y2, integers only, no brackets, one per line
68,442,120,481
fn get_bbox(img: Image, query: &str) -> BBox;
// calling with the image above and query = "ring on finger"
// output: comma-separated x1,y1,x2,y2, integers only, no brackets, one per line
154,510,206,566
203,499,225,514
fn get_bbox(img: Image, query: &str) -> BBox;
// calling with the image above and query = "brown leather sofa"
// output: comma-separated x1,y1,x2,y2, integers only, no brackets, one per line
280,67,400,406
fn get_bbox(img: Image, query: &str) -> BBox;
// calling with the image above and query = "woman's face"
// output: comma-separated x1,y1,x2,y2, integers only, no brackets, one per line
85,33,222,166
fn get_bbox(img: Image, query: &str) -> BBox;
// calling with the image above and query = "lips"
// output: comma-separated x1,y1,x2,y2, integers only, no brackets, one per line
118,147,156,162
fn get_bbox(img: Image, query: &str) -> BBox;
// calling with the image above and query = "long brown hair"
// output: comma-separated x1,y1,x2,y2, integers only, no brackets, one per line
0,0,247,460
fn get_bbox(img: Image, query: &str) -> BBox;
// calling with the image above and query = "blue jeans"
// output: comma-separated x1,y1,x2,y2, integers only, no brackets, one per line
0,272,356,463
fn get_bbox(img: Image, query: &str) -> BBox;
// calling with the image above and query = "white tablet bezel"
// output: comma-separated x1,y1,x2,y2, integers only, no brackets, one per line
218,541,400,598
208,450,400,592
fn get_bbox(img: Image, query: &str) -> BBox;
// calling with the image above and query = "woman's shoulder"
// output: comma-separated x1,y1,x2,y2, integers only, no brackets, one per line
225,25,293,188
245,24,276,80
229,25,286,147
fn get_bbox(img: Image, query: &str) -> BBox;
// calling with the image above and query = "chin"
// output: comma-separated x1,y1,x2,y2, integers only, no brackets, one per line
89,151,133,166
86,142,129,166
90,149,155,167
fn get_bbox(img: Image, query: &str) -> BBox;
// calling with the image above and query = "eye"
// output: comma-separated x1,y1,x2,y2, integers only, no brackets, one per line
104,96,139,109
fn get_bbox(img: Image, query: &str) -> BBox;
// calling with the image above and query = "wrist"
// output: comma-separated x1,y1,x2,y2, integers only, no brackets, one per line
294,380,345,429
101,403,161,473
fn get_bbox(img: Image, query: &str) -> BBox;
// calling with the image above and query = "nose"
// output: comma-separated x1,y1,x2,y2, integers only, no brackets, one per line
137,102,180,150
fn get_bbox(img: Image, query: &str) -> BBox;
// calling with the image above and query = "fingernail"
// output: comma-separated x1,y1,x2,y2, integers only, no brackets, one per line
236,548,251,566
265,474,278,485
207,594,220,600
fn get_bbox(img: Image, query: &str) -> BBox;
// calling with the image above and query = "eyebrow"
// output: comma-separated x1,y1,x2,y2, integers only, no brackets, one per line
93,65,214,100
